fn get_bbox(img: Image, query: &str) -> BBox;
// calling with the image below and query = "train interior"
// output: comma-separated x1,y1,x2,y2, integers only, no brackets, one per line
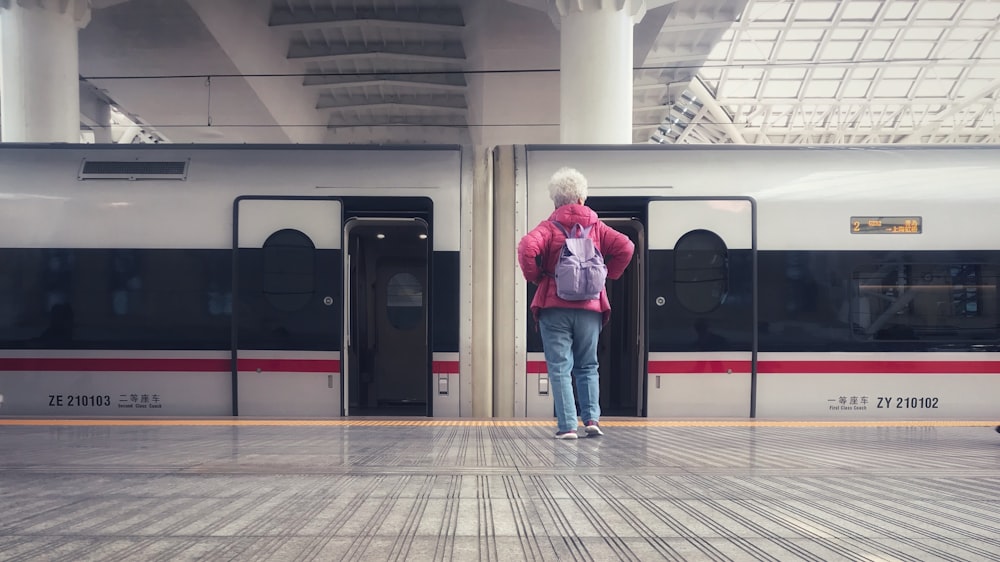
579,198,647,417
344,218,430,417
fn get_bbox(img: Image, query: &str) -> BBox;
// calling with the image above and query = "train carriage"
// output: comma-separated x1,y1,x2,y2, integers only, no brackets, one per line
508,145,1000,421
0,144,472,418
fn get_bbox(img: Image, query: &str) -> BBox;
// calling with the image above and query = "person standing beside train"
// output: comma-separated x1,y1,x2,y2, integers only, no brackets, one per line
517,167,635,439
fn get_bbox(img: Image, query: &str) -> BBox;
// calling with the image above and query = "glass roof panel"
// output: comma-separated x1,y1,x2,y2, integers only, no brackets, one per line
981,41,1000,58
940,42,979,59
734,42,774,60
794,2,839,21
904,28,945,41
723,81,762,98
861,41,892,59
748,1,791,22
728,68,767,80
785,28,825,41
830,28,867,41
895,41,936,59
884,2,917,20
777,41,818,59
663,0,999,145
762,81,802,98
842,1,882,20
884,66,921,79
803,80,841,98
851,67,878,80
748,29,782,41
928,65,965,79
841,80,872,97
964,2,1000,20
822,42,860,59
916,1,961,20
872,28,900,40
812,67,847,79
958,78,994,95
700,68,723,81
913,80,955,98
770,68,808,80
873,80,914,98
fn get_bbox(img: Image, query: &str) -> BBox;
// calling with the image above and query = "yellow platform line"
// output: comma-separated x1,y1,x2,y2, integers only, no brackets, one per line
0,419,997,428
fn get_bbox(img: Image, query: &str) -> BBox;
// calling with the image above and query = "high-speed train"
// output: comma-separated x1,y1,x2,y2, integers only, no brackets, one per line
1,143,998,421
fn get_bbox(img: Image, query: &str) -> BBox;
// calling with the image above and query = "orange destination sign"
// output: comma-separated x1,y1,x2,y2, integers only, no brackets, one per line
851,216,922,234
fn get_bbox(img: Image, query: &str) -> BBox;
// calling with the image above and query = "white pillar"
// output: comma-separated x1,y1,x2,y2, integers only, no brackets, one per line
471,144,494,418
0,0,91,142
556,0,646,144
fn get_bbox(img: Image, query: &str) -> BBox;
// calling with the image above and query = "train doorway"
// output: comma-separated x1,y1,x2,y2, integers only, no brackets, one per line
598,218,645,416
343,218,430,416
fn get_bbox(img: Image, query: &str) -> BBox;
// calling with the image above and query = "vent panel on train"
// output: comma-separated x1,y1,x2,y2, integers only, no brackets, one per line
78,159,189,180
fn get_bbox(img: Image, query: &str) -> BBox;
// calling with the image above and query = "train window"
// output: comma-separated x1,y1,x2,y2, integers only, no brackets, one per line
0,248,232,350
851,263,1000,341
674,230,728,314
386,272,423,331
110,250,141,316
262,229,316,312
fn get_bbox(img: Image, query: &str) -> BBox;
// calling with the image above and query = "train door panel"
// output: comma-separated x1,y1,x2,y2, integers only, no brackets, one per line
233,198,342,418
646,199,755,418
344,219,429,416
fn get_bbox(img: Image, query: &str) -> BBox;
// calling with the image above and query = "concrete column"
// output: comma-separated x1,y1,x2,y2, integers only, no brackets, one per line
470,145,494,418
0,0,91,142
492,145,517,417
556,0,646,144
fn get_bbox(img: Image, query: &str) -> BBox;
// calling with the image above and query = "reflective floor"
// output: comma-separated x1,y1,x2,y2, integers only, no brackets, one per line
1,420,999,561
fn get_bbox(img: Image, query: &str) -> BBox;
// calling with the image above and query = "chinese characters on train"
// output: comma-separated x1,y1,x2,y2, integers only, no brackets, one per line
827,395,939,411
47,393,164,409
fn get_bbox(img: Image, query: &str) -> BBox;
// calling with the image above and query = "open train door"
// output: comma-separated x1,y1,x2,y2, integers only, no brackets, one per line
233,197,342,417
343,218,430,417
597,218,645,417
646,198,756,418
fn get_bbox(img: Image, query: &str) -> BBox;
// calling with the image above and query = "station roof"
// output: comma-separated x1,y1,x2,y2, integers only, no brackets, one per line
41,0,1000,145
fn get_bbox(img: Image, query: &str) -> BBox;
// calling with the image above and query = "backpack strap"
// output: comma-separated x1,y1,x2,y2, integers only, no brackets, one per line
549,220,591,238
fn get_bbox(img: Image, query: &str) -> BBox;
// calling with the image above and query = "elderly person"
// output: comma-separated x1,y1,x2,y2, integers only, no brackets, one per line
517,168,635,439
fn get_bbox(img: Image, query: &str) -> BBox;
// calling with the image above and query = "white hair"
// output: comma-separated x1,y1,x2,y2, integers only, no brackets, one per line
548,167,588,208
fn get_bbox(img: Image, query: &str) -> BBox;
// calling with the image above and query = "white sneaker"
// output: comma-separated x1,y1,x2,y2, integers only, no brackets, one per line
584,421,603,436
554,430,579,440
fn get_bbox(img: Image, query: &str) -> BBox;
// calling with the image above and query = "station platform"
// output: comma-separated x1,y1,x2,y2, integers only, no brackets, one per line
1,418,999,561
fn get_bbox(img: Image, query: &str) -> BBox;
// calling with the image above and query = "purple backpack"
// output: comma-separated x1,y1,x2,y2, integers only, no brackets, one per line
550,221,608,301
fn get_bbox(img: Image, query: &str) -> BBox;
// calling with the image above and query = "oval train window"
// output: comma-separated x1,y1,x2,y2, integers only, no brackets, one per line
674,229,728,313
262,229,316,312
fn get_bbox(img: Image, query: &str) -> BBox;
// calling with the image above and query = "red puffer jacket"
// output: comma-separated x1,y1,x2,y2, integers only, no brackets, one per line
517,204,635,324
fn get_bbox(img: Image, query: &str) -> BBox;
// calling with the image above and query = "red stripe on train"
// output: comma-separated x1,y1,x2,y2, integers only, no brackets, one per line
0,358,459,373
650,360,1000,374
432,361,460,373
649,360,752,373
0,358,340,373
758,360,1000,374
529,360,754,374
529,359,1000,374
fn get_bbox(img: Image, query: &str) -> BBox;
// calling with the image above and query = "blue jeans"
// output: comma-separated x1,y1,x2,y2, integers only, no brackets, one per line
538,308,602,432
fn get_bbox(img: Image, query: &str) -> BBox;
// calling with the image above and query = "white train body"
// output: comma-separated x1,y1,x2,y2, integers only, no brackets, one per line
1,144,998,420
513,146,1000,421
0,145,470,417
